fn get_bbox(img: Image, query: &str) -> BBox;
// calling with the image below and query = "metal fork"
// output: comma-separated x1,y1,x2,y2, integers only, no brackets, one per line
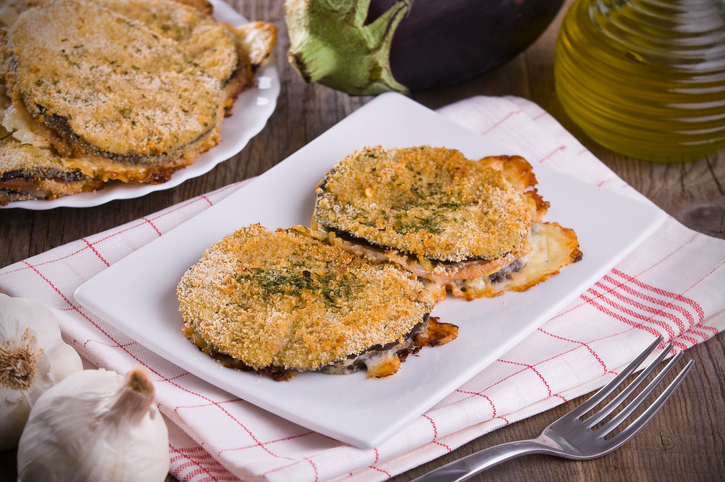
412,336,694,481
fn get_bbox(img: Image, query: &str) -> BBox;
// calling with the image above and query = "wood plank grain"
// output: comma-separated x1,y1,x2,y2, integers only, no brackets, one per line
1,0,723,481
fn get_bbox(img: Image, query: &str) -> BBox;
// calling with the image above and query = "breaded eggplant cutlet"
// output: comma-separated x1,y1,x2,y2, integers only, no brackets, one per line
177,224,457,380
5,0,223,170
0,134,102,202
313,146,582,300
92,0,275,109
0,0,276,205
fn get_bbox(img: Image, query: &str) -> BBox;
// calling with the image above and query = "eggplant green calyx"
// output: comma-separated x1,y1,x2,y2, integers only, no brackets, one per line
285,0,411,96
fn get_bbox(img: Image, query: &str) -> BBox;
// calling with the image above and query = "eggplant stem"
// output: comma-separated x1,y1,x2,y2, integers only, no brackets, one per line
285,0,412,95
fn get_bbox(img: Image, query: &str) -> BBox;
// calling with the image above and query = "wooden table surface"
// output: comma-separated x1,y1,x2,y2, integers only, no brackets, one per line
2,0,724,480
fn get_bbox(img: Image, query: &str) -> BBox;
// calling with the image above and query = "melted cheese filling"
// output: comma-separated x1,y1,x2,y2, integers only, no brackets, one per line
1,102,52,148
448,222,582,299
324,221,582,301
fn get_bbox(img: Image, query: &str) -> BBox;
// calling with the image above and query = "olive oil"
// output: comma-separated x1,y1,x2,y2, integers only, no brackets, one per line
554,0,725,162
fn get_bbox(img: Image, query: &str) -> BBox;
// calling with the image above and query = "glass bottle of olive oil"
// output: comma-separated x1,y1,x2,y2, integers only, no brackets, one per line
554,0,725,163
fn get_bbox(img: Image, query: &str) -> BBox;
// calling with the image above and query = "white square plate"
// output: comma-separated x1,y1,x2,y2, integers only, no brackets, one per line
75,93,667,448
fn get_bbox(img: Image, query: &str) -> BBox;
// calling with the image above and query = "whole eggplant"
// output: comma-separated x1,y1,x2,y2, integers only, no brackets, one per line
285,0,565,95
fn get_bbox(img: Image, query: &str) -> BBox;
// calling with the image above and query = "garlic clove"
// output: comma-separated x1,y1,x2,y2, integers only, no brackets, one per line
18,366,170,482
46,342,84,382
0,294,83,450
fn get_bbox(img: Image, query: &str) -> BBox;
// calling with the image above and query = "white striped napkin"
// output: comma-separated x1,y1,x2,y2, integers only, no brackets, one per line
1,95,723,482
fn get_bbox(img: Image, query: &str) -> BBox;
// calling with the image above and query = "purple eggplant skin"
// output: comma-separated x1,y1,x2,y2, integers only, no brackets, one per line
367,0,565,91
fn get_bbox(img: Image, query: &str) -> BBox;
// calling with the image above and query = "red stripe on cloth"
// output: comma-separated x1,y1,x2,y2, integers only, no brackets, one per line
173,398,244,412
0,245,91,276
587,287,676,338
81,238,110,267
423,415,452,452
580,293,663,339
480,110,522,135
455,363,531,400
626,233,701,277
676,259,725,335
676,334,700,347
479,393,497,419
147,194,222,221
370,466,392,477
685,328,711,340
455,342,596,403
537,145,566,163
1,196,219,277
546,235,702,325
368,449,392,478
537,329,608,374
497,360,552,396
218,431,315,455
262,446,348,477
612,269,705,326
141,217,162,236
172,398,297,462
595,281,687,332
673,340,689,351
181,470,238,482
454,390,497,419
306,459,319,482
170,444,220,482
172,445,211,454
199,476,238,481
601,275,695,329
83,338,137,349
94,219,154,242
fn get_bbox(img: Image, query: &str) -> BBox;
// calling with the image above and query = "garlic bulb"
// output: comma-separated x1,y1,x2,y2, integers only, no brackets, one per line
0,293,83,450
17,366,170,482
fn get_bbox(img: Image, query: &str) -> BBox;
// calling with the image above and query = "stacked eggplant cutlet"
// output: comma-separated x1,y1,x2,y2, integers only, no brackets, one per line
177,224,458,380
313,146,582,300
0,0,276,205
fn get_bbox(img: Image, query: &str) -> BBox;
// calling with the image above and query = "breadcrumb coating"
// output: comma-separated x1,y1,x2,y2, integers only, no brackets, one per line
0,136,102,203
94,0,240,87
177,224,437,372
314,146,534,262
6,0,222,161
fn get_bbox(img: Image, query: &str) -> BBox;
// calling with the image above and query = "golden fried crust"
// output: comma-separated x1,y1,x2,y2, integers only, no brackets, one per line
0,136,102,204
445,222,583,300
177,224,437,372
479,155,550,222
313,149,582,301
221,21,277,112
314,146,534,262
173,0,213,14
233,21,278,70
94,0,240,87
6,0,222,162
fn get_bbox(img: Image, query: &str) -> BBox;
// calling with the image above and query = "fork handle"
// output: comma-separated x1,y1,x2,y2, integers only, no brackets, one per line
411,439,559,481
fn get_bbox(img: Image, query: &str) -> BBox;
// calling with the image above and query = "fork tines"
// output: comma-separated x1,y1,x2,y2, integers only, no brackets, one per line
568,335,695,445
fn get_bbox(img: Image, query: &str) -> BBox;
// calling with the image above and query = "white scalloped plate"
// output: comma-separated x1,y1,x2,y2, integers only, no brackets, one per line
1,0,279,210
75,93,667,449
